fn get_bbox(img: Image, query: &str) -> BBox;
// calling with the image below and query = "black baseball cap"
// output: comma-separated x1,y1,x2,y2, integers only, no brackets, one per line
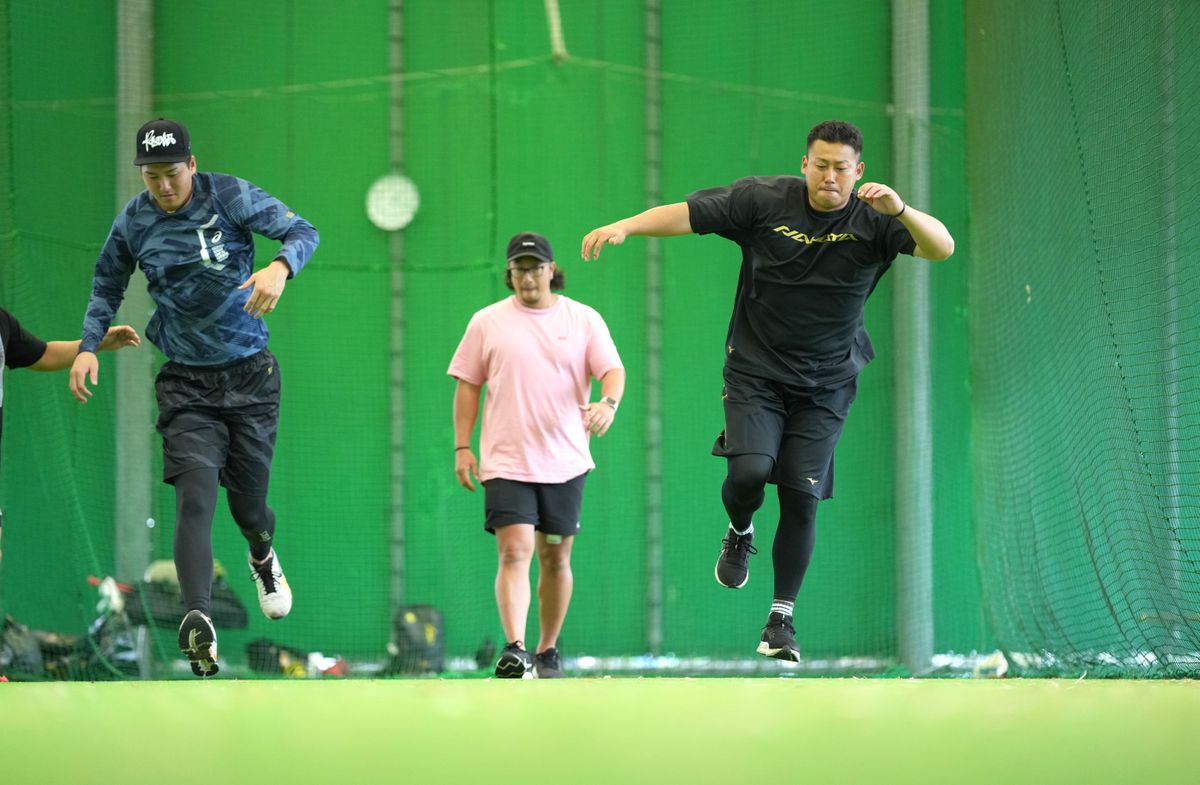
505,232,554,264
134,118,191,165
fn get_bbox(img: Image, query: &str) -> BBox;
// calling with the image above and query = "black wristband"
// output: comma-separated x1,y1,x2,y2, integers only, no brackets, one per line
894,202,907,218
455,446,470,451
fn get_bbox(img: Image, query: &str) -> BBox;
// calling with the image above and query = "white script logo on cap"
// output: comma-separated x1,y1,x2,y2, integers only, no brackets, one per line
142,130,177,150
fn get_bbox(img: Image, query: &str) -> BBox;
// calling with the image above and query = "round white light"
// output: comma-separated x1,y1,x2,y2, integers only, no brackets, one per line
366,174,420,231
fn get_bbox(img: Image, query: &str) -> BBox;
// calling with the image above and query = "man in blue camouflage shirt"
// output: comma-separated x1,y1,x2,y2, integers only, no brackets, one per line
69,119,319,677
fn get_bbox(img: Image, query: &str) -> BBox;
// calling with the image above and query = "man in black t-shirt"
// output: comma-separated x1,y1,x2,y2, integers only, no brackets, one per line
580,120,954,660
0,308,139,563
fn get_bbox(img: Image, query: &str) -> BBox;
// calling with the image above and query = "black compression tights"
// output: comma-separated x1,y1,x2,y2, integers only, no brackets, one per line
173,468,278,615
773,486,818,603
173,468,220,615
228,490,276,563
719,455,820,603
720,454,774,530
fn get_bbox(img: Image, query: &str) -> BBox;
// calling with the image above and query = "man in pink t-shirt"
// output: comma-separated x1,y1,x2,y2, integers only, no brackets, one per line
448,232,625,679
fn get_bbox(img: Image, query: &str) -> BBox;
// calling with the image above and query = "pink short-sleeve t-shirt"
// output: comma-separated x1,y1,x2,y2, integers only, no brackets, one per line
448,295,623,484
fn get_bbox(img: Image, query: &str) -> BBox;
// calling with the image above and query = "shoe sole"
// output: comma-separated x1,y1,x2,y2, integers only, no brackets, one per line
495,654,532,679
178,615,219,678
756,641,801,662
714,562,748,589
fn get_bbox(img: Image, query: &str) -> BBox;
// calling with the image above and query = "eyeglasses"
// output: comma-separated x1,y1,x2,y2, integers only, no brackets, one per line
508,263,550,279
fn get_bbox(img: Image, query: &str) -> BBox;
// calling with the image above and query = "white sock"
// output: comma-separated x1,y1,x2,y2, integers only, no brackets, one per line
770,600,794,618
730,521,754,536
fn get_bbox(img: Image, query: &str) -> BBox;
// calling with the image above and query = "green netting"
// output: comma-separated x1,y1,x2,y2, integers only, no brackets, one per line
967,0,1200,676
0,0,984,680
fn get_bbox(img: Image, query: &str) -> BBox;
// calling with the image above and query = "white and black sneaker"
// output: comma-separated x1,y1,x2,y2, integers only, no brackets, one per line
249,549,292,620
756,611,801,662
715,526,757,589
495,641,533,679
178,610,219,677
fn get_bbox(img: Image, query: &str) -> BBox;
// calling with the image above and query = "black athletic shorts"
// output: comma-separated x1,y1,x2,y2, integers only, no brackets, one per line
154,348,280,496
482,473,588,536
712,365,858,500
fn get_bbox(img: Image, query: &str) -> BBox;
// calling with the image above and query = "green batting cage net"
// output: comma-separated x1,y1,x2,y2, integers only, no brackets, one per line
967,1,1200,677
0,0,1190,681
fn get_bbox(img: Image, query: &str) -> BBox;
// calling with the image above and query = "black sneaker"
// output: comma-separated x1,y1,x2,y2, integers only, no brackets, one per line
495,641,532,679
178,610,220,677
756,611,800,662
533,647,566,679
715,526,757,588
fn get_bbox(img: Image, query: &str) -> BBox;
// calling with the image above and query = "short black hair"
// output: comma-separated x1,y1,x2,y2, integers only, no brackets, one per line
504,262,565,292
806,120,863,157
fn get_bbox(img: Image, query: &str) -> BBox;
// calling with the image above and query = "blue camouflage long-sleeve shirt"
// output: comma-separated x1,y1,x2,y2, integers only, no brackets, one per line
80,172,319,365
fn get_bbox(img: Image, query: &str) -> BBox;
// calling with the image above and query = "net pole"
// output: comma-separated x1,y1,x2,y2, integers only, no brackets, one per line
113,0,155,593
0,2,12,597
387,0,407,614
1157,2,1184,645
543,0,568,64
643,0,664,655
0,0,14,298
891,0,934,674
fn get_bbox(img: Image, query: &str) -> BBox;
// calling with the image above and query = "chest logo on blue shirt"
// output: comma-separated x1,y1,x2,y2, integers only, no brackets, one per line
196,214,230,269
772,226,859,245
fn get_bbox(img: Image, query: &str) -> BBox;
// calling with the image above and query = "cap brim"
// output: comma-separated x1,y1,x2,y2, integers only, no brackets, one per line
134,153,190,165
506,252,553,264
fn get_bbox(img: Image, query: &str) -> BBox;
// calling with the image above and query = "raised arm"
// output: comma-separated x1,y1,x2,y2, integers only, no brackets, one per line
899,205,955,261
857,182,955,261
580,202,693,261
32,326,140,371
226,176,320,319
225,176,320,277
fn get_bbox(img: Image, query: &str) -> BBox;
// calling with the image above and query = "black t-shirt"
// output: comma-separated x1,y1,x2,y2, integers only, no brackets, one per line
687,175,916,386
1,307,49,455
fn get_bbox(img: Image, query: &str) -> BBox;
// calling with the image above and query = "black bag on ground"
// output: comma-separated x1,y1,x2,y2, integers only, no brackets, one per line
384,605,444,675
246,637,309,676
0,615,44,676
125,569,248,630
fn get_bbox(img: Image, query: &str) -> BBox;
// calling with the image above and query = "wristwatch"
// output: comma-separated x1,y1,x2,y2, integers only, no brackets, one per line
600,396,620,411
